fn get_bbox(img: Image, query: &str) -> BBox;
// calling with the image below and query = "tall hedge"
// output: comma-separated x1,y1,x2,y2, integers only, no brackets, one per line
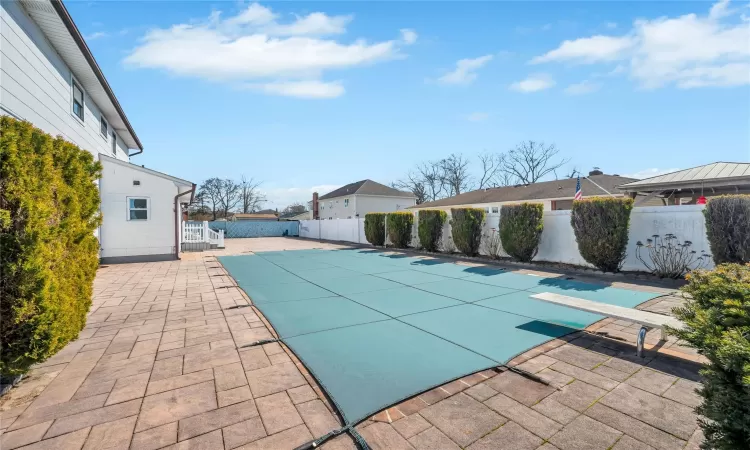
387,212,414,248
450,208,485,256
570,197,633,272
418,210,447,252
364,213,386,246
704,195,750,264
500,203,544,262
1,117,102,376
670,264,750,450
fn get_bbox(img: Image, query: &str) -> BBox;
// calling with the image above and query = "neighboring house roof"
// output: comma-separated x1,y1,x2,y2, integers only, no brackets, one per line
19,0,142,151
410,174,635,209
234,213,278,220
282,211,312,220
319,180,416,200
618,162,750,191
255,209,278,215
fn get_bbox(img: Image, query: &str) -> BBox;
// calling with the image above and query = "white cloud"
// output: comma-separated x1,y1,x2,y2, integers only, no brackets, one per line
85,31,108,40
400,29,418,44
247,80,345,98
605,22,618,29
531,0,750,89
262,184,339,209
437,55,493,85
124,3,413,98
510,74,555,92
466,112,489,122
564,80,601,95
624,168,681,179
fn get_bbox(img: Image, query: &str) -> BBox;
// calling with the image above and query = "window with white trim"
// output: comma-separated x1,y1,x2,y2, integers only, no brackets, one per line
484,207,490,213
72,80,84,120
100,116,108,136
127,197,149,220
344,198,349,207
492,206,499,213
111,131,117,155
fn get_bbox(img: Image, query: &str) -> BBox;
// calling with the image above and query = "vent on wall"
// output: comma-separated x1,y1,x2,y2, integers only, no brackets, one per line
133,180,140,186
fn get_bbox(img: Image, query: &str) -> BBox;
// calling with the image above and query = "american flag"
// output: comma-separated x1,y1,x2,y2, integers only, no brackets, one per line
574,175,583,200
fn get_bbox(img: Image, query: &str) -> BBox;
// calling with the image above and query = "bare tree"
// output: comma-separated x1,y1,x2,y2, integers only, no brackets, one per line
418,161,445,202
239,176,265,213
477,152,500,189
281,202,307,215
500,141,570,184
392,173,427,204
218,179,242,218
197,178,222,220
440,153,473,196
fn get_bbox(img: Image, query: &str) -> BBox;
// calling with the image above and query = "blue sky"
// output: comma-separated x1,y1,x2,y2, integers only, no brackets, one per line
70,0,750,208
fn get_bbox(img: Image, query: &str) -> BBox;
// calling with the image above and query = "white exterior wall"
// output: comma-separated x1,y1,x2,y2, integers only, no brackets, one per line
99,159,192,261
354,195,417,216
319,195,356,220
0,1,129,160
300,205,712,273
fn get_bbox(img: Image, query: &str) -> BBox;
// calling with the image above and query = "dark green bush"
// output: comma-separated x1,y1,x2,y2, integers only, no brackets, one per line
387,212,414,248
704,195,750,264
364,213,386,246
670,264,750,450
418,210,447,252
1,117,102,376
500,203,544,262
570,197,633,272
450,208,485,256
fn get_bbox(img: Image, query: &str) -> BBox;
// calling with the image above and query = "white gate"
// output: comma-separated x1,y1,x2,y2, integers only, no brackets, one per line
182,221,224,250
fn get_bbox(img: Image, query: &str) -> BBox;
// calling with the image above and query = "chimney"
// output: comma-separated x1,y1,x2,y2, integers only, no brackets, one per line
589,169,603,176
312,192,319,220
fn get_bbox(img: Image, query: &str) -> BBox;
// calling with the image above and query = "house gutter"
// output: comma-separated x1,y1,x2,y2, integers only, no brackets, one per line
174,184,197,260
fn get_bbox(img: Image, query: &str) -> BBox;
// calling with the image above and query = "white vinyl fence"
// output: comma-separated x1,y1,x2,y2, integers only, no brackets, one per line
299,205,713,272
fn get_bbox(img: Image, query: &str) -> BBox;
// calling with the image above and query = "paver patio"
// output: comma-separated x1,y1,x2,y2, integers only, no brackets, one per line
0,238,706,449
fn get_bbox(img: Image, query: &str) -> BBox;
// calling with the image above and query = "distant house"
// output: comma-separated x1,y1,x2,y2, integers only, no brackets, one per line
410,170,636,213
617,162,750,205
281,210,313,221
315,180,417,219
234,213,278,221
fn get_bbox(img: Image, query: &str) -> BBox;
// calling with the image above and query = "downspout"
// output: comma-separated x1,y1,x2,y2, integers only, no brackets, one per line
128,148,143,158
175,184,197,260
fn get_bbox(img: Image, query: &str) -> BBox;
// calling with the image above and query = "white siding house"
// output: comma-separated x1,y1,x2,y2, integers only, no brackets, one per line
1,0,195,263
317,180,417,219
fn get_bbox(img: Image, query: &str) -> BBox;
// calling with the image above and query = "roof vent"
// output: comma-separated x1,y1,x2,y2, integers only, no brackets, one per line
589,169,603,176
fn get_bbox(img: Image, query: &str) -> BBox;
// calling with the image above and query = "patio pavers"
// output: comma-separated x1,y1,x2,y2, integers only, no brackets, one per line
0,237,706,450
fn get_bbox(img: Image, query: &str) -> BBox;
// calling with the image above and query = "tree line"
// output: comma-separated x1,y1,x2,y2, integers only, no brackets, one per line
393,140,572,204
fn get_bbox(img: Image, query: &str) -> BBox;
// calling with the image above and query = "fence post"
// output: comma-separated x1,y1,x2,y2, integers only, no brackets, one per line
203,221,209,243
218,230,225,248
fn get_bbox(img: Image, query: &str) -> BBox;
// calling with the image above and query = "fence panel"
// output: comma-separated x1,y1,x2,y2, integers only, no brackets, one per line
204,220,299,238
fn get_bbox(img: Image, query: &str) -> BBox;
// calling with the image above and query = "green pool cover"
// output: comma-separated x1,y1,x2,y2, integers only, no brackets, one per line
220,249,662,430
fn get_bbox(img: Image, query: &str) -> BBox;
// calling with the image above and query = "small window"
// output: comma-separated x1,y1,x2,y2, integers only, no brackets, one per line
111,131,117,155
127,197,149,220
344,198,349,207
72,81,84,120
329,201,333,208
492,206,499,213
484,207,490,213
100,116,108,136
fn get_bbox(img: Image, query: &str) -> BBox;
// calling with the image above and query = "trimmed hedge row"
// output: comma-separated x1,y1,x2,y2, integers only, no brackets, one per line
418,210,447,252
364,213,386,246
570,197,633,272
500,203,544,262
387,212,413,248
670,264,750,449
704,195,750,264
450,208,485,256
1,117,102,376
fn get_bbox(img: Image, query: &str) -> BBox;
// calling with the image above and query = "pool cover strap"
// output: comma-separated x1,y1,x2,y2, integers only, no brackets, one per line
293,424,371,450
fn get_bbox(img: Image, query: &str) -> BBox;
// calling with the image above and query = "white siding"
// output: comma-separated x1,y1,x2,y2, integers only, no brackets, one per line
99,159,191,260
319,195,356,219
0,1,129,160
354,195,416,216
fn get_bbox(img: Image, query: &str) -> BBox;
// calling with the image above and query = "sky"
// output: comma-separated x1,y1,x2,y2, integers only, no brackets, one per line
69,0,750,209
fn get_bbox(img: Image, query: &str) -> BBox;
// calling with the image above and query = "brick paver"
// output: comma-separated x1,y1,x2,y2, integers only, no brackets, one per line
0,237,706,449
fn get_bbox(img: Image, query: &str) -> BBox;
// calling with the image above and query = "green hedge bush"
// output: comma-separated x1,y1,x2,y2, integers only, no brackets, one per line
418,210,447,252
500,203,544,262
1,117,102,376
704,195,750,264
364,213,386,246
670,264,750,450
450,208,485,256
387,212,414,248
570,197,633,272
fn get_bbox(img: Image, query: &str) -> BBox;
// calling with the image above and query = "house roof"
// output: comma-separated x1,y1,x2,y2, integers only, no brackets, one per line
319,180,416,200
19,0,142,151
410,174,636,209
99,154,193,187
255,209,278,215
234,213,278,219
618,162,750,191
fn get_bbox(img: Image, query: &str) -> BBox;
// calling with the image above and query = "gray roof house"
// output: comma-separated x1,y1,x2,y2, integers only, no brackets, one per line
315,180,417,219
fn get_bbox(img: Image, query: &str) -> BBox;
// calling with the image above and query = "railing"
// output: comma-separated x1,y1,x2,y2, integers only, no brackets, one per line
183,221,224,248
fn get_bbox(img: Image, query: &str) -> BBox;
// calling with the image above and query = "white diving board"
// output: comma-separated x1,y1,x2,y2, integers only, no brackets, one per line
530,292,685,357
